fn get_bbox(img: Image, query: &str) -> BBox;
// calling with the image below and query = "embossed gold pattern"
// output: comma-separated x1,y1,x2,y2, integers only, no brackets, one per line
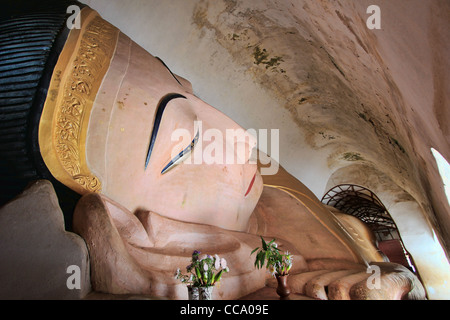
39,8,119,194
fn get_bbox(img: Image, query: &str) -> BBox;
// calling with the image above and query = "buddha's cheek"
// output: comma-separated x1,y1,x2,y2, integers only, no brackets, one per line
139,165,263,231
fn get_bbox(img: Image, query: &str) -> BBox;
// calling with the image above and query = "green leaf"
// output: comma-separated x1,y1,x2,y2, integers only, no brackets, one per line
207,271,212,285
257,251,265,269
195,267,202,282
250,247,259,255
255,252,261,268
261,236,268,250
213,270,223,285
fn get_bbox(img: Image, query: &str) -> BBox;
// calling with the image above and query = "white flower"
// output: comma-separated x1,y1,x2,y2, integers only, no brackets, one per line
203,262,209,271
199,254,208,261
220,258,227,269
268,265,276,277
214,255,221,269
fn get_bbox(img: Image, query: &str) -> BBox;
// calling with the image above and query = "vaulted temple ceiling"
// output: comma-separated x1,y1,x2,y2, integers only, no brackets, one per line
81,0,449,259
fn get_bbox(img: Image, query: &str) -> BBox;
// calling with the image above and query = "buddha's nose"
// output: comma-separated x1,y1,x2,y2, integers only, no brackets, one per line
189,94,258,166
204,112,256,167
230,126,257,165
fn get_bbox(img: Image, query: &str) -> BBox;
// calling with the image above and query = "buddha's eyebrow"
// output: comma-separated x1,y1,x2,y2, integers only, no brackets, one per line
145,93,187,170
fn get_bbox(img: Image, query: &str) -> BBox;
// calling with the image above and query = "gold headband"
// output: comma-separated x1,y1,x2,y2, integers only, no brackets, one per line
39,8,119,194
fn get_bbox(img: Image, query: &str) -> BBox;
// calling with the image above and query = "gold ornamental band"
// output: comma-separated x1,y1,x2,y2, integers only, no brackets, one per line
39,7,120,194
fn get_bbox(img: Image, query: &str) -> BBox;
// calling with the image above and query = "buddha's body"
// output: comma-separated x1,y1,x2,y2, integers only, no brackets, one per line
2,5,425,300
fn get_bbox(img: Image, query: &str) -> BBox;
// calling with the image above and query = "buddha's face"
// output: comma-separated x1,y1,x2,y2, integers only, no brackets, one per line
85,34,263,231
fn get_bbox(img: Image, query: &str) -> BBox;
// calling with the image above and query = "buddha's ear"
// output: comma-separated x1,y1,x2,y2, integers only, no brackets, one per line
174,73,194,94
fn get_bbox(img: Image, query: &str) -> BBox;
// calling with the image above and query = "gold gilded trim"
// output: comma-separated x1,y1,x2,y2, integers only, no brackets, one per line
263,183,363,264
39,8,119,194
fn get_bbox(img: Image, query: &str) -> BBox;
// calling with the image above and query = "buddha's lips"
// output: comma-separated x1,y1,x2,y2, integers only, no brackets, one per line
245,173,256,197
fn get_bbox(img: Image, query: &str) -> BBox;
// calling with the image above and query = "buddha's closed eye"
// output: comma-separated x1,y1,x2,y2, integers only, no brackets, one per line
144,93,187,170
161,129,199,174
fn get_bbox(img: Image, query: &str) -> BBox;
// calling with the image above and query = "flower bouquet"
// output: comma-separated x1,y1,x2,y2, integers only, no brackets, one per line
251,237,293,297
175,250,229,300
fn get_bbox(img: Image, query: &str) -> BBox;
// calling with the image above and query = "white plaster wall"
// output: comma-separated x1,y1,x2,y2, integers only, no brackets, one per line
389,201,450,298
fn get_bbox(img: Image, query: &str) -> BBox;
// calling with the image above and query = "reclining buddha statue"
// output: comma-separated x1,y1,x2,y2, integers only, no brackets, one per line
0,1,425,300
